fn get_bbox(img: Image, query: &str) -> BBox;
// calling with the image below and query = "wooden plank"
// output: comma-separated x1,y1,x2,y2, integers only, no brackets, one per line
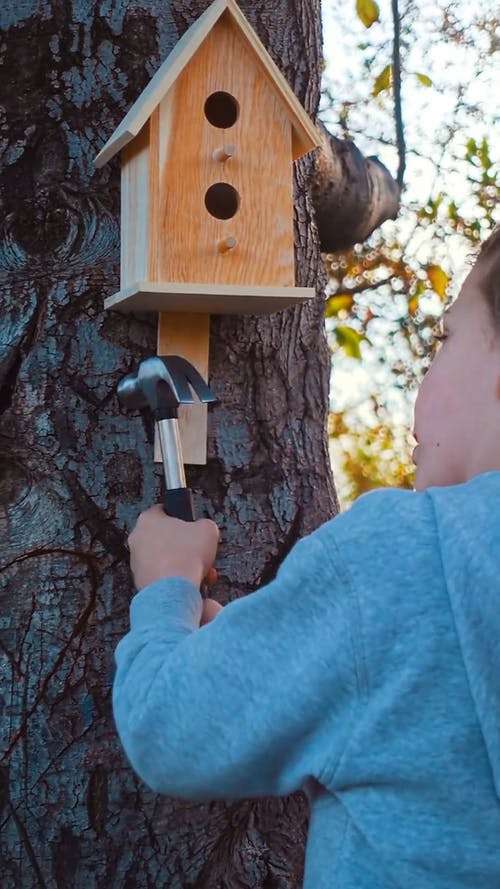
94,0,318,168
120,123,150,286
104,282,315,314
155,15,295,289
147,106,160,282
155,313,211,465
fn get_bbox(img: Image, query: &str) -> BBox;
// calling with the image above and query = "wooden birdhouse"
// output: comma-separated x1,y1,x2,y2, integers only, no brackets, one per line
95,0,319,463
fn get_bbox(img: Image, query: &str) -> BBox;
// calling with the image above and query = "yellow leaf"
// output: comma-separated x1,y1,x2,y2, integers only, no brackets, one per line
326,294,354,317
427,264,449,300
373,64,392,96
408,294,419,315
356,0,380,28
416,73,433,87
334,325,364,360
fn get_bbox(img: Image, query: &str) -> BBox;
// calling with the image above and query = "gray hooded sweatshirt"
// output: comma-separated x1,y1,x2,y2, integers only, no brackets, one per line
113,472,500,888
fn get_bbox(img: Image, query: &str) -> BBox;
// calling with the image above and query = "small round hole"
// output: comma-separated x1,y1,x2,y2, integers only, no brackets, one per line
204,183,240,220
204,91,239,129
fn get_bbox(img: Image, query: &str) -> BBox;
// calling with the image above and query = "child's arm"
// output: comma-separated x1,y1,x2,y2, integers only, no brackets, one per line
113,509,360,801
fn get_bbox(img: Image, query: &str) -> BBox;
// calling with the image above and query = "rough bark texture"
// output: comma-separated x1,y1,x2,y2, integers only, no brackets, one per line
0,1,338,887
312,121,401,252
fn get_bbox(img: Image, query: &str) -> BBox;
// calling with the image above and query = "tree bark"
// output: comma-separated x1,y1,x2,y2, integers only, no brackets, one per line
0,1,337,886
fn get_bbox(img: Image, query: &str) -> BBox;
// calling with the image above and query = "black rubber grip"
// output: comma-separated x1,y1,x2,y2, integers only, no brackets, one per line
163,487,195,522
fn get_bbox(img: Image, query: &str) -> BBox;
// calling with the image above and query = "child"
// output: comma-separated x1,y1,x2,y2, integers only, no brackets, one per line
113,229,500,888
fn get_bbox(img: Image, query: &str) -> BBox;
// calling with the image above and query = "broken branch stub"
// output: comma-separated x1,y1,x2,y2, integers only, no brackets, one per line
311,122,401,253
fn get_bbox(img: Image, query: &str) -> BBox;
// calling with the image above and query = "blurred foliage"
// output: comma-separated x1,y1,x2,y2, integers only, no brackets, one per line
322,0,499,505
329,406,414,509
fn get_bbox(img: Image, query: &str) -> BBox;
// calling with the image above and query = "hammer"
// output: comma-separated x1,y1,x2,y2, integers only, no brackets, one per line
117,356,216,521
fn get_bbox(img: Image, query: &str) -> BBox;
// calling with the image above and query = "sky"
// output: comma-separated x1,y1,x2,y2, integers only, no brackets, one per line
321,0,499,189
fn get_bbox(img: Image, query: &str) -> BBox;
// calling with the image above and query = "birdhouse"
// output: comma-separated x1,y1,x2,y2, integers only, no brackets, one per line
95,0,319,463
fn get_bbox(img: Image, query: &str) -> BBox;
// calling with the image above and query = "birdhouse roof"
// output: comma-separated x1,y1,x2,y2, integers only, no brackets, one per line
95,0,318,168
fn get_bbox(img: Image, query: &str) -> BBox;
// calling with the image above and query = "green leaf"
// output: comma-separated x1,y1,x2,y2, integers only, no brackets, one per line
479,137,492,171
465,138,477,160
356,0,380,28
416,73,433,87
334,326,365,360
373,64,392,96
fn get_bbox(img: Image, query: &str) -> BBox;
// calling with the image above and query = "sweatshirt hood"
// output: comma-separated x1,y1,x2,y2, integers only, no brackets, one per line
428,472,500,799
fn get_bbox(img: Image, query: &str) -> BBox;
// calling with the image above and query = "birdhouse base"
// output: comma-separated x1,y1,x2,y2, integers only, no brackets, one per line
104,281,315,315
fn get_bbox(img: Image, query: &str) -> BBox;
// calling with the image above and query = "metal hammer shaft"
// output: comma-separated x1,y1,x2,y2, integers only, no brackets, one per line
117,356,215,522
157,419,186,489
156,418,195,521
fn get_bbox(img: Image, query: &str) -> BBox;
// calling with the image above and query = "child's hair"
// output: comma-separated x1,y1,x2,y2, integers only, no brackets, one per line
476,225,500,329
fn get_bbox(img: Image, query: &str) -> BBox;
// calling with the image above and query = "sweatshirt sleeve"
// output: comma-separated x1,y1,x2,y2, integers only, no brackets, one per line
112,521,361,801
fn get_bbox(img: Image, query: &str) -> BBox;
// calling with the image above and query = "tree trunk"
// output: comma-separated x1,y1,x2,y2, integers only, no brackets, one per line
0,1,337,887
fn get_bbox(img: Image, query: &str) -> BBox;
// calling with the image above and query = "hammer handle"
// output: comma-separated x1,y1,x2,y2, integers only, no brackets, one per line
164,487,211,598
163,487,195,522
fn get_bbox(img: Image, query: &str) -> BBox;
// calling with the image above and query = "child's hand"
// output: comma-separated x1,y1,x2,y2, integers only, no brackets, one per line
128,505,219,591
200,597,223,626
199,566,223,625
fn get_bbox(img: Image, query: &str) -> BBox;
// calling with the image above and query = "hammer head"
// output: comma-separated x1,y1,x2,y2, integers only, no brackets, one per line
117,356,216,413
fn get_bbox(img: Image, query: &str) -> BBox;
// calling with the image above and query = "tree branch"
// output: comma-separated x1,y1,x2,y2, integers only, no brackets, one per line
391,0,406,188
311,123,401,253
328,275,394,297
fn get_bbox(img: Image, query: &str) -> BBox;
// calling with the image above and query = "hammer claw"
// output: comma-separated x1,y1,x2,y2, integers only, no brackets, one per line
161,355,217,404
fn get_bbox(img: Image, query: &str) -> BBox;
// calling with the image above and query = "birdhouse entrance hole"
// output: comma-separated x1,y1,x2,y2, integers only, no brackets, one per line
204,183,240,219
204,91,239,128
